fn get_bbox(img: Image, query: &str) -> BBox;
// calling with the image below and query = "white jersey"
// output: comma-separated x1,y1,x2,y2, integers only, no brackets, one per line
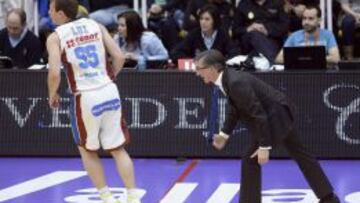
55,18,113,93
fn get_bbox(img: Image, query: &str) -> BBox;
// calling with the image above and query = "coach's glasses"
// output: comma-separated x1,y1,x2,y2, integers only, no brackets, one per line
196,65,210,70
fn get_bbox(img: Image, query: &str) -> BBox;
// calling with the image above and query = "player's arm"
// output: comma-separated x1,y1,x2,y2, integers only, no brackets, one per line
47,33,62,108
99,24,125,76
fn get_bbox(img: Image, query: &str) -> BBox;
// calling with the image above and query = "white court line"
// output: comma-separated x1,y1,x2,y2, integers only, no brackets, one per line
160,183,198,203
206,183,240,203
0,171,87,202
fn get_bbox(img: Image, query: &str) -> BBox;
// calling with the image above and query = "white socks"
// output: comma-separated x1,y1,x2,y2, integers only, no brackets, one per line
127,188,137,197
99,186,111,195
99,186,141,203
99,186,117,202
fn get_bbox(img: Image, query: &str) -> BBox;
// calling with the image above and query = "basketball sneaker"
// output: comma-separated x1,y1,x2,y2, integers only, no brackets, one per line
127,194,141,203
100,192,123,203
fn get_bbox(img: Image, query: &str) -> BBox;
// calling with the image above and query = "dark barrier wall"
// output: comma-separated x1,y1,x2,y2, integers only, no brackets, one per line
0,70,359,158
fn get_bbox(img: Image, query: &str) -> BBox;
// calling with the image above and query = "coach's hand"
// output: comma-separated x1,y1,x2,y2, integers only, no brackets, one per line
251,148,270,165
212,132,229,150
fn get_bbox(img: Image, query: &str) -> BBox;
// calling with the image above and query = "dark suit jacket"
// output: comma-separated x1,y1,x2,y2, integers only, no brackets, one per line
221,68,295,147
0,29,42,69
171,27,240,61
232,0,289,41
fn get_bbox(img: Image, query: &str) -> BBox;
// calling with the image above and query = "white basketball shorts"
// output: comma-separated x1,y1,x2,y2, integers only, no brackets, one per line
69,82,127,151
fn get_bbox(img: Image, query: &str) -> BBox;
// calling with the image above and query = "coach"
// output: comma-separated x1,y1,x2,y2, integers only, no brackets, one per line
193,49,340,203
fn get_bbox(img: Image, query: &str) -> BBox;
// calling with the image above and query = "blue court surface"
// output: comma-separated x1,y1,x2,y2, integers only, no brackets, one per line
0,158,359,203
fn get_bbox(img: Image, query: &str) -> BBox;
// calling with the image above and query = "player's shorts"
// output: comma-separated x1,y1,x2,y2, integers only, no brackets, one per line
69,82,126,151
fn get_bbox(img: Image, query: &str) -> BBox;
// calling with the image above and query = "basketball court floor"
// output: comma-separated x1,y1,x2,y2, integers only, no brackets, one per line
0,158,359,203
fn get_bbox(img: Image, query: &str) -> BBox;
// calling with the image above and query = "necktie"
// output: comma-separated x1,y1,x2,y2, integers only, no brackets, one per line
206,85,220,143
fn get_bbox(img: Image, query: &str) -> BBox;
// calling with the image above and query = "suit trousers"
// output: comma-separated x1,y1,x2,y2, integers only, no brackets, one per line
240,31,280,63
239,108,333,203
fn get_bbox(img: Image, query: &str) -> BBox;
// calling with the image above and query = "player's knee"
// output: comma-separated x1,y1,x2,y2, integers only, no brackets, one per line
109,146,126,157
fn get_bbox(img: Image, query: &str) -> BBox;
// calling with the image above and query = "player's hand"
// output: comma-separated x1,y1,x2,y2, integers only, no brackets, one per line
49,93,60,108
212,134,228,150
251,148,270,165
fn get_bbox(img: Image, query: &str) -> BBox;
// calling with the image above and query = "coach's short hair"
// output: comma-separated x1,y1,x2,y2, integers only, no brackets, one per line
194,49,226,72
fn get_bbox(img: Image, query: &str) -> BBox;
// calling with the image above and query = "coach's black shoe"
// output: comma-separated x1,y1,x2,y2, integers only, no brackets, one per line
319,193,340,203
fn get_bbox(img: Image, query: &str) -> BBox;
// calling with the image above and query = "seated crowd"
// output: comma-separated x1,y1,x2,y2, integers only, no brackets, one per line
0,0,358,70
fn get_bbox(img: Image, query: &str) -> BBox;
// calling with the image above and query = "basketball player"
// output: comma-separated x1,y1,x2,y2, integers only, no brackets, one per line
46,0,141,202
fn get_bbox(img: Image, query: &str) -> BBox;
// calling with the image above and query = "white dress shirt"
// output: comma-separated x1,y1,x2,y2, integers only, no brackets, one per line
214,71,226,96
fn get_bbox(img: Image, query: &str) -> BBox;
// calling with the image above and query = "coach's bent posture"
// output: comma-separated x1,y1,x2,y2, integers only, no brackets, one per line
194,49,340,203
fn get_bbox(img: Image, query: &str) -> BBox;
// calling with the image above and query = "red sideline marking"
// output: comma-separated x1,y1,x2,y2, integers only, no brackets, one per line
159,159,199,202
175,159,199,182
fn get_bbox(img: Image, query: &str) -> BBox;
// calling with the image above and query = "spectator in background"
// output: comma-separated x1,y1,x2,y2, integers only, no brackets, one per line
211,0,235,32
0,0,44,30
2,1,39,32
0,8,42,69
232,0,289,64
147,0,185,51
148,0,188,29
275,5,340,65
88,0,132,30
0,0,18,28
114,10,169,69
171,4,239,61
284,0,320,32
338,0,360,60
210,0,235,32
39,0,90,32
171,4,240,61
183,0,234,32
